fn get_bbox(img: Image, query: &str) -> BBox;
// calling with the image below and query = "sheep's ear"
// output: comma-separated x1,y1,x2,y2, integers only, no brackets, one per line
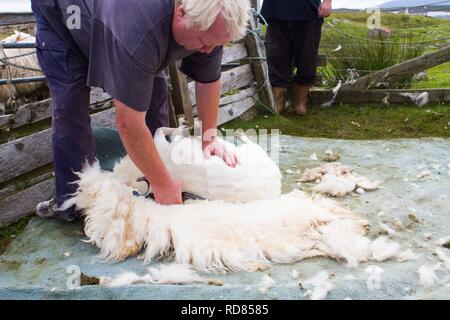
13,30,21,40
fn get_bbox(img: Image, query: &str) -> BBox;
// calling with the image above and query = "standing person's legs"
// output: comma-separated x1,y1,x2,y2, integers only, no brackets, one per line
32,1,93,221
291,18,323,115
145,72,169,135
264,19,293,113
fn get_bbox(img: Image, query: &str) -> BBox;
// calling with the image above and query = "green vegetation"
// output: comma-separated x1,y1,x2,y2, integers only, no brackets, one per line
223,104,450,140
320,31,426,88
411,62,450,89
0,217,31,255
319,12,450,89
0,32,11,39
324,11,450,39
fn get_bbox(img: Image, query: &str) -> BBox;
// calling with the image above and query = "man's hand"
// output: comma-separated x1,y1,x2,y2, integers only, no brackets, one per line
202,137,240,168
152,179,183,205
318,0,332,18
195,80,240,168
195,80,241,167
115,99,183,205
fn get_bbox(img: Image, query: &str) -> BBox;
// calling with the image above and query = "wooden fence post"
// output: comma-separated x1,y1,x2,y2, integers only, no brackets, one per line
245,15,277,113
250,0,261,26
168,61,194,129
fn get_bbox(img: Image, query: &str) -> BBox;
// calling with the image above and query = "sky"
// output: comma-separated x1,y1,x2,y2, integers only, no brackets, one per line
0,0,441,13
333,0,388,9
0,0,390,13
0,0,31,13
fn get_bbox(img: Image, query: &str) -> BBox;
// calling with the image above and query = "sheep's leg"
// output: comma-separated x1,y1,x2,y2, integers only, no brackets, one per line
0,102,5,115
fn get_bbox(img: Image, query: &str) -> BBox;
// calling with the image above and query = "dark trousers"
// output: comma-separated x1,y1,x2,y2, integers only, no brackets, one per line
265,18,322,87
32,1,168,220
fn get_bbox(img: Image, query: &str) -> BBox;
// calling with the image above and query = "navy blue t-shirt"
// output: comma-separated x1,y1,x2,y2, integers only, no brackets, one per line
261,0,322,21
33,0,223,112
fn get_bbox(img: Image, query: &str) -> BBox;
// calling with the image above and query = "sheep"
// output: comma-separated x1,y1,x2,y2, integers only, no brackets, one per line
62,128,399,273
0,31,45,114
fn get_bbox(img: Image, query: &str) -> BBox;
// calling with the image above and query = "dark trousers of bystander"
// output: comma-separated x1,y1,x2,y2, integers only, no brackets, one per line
265,18,323,88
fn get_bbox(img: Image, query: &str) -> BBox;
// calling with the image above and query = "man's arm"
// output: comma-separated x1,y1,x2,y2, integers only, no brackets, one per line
195,80,239,167
115,100,182,205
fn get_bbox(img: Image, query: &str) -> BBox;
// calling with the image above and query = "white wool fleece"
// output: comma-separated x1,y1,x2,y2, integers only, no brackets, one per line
64,129,400,273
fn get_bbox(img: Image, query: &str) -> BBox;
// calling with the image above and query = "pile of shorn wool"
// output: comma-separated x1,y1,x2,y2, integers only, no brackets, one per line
63,128,401,273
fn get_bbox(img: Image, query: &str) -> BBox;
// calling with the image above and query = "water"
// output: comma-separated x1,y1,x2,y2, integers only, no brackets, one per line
428,11,450,18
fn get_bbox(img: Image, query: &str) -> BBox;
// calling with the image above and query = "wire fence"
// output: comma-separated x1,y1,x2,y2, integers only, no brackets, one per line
322,23,450,45
1,6,449,95
390,0,450,8
322,56,450,63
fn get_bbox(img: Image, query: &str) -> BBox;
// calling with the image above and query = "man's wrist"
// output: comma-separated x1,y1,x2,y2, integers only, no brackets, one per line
202,127,218,144
149,173,175,191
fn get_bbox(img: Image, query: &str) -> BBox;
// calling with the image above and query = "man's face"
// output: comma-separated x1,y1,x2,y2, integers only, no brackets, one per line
173,5,232,53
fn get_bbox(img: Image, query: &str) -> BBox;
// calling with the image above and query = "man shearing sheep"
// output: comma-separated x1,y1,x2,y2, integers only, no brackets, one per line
32,0,251,221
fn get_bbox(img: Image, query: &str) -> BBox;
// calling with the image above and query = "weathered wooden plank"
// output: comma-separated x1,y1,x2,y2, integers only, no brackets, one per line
0,107,115,184
193,87,257,116
237,105,258,122
169,61,194,128
250,0,260,26
0,89,113,131
222,43,248,64
89,87,112,105
0,178,55,227
310,88,450,105
0,171,53,201
245,17,277,113
220,64,255,95
188,64,254,106
167,91,178,128
217,96,256,125
220,87,257,106
89,107,116,128
0,13,35,27
0,114,10,130
341,46,450,91
0,130,52,184
0,99,52,131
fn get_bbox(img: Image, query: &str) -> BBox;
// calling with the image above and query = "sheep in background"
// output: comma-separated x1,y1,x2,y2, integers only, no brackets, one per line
0,31,46,114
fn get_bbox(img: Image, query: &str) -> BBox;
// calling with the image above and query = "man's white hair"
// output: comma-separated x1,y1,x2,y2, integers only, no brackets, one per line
176,0,251,41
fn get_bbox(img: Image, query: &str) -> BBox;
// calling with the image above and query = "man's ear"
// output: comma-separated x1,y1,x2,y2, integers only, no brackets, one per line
175,5,186,18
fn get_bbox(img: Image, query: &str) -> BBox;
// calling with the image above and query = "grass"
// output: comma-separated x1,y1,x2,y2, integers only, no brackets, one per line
0,216,31,255
223,104,450,140
325,12,450,40
320,31,426,88
0,164,53,256
318,12,450,89
411,62,450,89
0,32,12,39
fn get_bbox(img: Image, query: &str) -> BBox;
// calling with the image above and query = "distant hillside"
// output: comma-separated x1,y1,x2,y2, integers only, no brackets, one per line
380,0,447,8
